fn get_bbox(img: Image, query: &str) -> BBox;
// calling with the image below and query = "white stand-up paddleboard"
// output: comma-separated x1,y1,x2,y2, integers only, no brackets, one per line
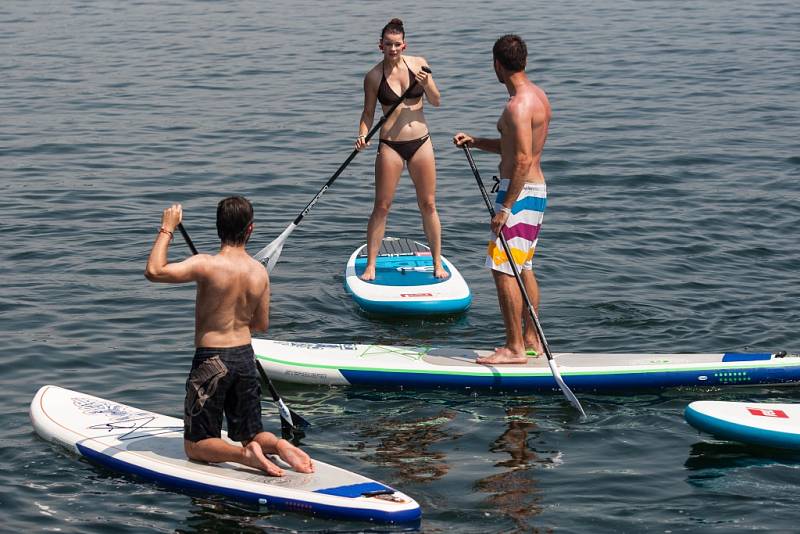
30,385,420,523
253,339,800,392
344,237,471,315
685,400,800,450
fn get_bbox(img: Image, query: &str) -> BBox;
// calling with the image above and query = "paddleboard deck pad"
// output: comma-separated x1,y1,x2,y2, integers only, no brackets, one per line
344,237,471,315
685,400,800,450
30,385,420,523
253,339,800,392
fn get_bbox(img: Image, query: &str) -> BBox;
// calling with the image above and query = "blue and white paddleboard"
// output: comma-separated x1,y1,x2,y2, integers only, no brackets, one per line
253,339,800,392
685,400,800,450
30,385,420,523
344,237,471,316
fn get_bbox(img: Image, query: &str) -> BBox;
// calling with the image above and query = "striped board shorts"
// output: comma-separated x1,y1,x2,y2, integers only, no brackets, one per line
485,178,547,275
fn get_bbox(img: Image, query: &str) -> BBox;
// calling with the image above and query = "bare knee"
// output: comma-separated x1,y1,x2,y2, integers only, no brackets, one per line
417,198,437,217
370,202,392,220
184,439,202,461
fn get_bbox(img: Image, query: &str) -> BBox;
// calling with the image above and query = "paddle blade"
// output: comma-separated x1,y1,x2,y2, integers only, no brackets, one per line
253,223,297,273
547,359,587,419
288,407,311,429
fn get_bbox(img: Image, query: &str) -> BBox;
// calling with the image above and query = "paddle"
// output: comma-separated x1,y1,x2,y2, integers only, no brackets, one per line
460,146,586,418
177,221,311,438
253,66,433,272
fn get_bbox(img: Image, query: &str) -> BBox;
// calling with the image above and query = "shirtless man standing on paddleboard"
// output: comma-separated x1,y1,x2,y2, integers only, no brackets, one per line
454,35,551,364
145,196,314,475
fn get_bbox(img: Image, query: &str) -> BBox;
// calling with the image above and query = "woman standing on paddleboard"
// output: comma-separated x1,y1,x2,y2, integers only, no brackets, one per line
354,18,446,281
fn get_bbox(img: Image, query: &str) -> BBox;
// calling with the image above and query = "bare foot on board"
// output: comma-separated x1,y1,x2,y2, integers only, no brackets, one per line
359,264,376,281
242,441,284,476
476,346,528,365
276,439,315,473
433,264,450,279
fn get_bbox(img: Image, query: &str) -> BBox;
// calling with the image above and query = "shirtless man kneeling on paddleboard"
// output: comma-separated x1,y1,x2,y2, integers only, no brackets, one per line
454,35,550,365
145,196,314,476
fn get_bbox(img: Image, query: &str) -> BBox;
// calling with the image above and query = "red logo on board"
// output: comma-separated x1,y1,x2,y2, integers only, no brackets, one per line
747,407,788,418
400,293,433,298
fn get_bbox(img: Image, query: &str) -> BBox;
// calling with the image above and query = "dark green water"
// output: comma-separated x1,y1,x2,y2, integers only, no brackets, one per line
2,1,799,532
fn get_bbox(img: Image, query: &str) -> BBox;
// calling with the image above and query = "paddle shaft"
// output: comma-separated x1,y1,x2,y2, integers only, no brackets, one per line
462,145,586,416
462,147,553,359
175,222,310,434
176,223,198,255
288,66,432,227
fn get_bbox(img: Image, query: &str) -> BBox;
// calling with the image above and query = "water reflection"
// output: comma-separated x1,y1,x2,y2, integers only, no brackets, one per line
178,498,268,534
356,408,460,483
684,440,800,485
474,406,545,532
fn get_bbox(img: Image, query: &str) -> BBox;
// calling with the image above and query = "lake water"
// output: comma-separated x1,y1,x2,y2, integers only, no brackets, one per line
2,0,799,532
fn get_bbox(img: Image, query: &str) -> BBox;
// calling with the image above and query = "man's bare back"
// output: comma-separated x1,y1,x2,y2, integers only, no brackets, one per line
144,212,269,348
497,81,551,183
193,251,269,348
145,200,313,477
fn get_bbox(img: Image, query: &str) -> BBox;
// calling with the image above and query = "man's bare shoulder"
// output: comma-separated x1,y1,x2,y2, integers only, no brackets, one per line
504,95,533,120
245,255,269,285
245,254,268,272
185,253,214,272
508,87,548,117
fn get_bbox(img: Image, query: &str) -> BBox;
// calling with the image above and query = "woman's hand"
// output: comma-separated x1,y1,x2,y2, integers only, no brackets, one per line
414,67,431,87
355,135,370,151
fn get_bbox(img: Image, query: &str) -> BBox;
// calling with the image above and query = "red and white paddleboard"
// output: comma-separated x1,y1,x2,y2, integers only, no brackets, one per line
685,400,800,450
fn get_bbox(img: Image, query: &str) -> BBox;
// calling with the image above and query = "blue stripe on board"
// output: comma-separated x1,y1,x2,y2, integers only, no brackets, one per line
315,482,392,498
338,365,800,391
495,193,547,214
75,444,420,523
684,405,800,450
352,257,451,287
721,353,773,362
347,292,472,316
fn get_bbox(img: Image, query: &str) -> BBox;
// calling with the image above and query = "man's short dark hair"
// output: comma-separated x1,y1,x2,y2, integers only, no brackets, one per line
216,196,253,246
493,34,527,72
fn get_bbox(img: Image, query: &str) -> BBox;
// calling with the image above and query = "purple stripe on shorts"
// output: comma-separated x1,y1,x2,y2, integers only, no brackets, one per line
501,221,541,242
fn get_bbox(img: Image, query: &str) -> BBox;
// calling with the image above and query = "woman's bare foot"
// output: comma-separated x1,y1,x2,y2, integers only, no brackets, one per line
433,264,450,279
276,439,315,473
359,264,376,281
476,346,528,365
242,441,284,476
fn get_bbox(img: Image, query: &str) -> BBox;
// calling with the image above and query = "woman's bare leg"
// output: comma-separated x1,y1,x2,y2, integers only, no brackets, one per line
361,145,403,280
407,139,448,278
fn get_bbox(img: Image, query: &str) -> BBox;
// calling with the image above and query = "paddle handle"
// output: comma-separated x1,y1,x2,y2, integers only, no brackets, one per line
177,223,198,255
289,66,432,226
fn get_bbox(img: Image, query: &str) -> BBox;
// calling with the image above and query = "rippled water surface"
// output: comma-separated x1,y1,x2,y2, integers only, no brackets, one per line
2,0,799,532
